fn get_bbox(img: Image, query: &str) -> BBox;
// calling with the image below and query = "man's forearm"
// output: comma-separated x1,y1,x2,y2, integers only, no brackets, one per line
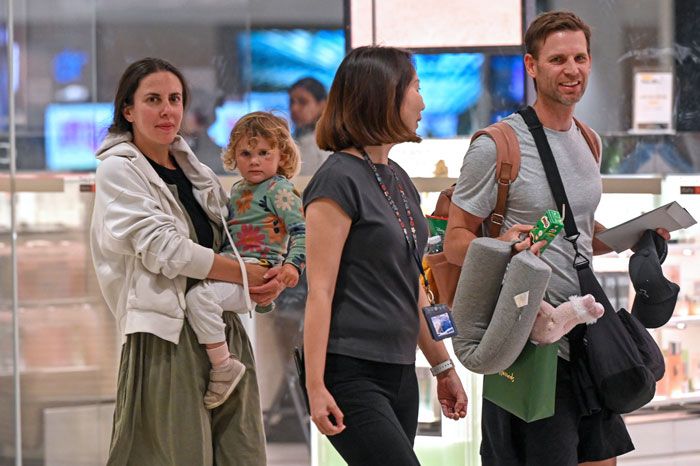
444,227,477,266
444,202,483,266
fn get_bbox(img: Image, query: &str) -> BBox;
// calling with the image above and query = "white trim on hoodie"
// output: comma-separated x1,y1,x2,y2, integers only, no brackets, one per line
90,132,229,344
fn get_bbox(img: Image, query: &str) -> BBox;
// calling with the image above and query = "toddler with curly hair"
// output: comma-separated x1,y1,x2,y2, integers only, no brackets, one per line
186,111,305,409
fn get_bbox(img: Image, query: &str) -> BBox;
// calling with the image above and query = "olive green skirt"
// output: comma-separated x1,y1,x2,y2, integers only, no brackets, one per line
107,313,266,466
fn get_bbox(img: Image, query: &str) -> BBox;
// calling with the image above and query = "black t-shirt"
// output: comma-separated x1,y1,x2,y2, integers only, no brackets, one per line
303,152,428,364
147,156,214,249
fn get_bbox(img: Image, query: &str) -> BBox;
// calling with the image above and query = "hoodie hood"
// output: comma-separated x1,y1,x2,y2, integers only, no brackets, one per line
96,132,228,222
96,131,135,161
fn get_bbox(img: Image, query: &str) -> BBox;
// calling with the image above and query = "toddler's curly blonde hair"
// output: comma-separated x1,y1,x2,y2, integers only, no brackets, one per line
221,111,301,179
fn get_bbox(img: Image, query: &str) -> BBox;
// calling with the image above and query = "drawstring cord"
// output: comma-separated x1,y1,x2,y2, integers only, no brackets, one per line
220,211,254,314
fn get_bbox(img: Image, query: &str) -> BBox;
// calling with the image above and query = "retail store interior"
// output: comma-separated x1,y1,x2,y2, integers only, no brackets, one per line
2,0,700,465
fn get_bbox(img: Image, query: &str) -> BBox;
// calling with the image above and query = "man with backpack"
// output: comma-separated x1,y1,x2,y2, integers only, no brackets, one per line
444,10,668,466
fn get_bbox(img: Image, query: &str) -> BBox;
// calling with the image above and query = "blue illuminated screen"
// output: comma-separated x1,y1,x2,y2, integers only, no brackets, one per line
208,92,290,147
44,103,112,171
229,28,525,138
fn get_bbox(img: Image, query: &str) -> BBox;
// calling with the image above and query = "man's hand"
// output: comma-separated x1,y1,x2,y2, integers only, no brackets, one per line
436,369,468,420
496,223,534,243
655,228,671,241
500,224,548,256
278,263,300,288
630,227,672,253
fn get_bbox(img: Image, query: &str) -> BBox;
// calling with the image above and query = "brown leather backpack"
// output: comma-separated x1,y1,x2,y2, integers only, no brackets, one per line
426,118,600,307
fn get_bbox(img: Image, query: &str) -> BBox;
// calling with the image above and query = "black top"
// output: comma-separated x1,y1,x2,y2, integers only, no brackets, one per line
303,152,428,364
147,156,214,250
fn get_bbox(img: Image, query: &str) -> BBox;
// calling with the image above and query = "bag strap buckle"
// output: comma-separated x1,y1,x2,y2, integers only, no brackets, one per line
573,252,590,270
490,212,505,226
497,178,512,186
564,233,580,244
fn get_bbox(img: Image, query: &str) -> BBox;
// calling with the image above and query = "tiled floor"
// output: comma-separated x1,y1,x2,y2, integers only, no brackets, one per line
267,442,310,466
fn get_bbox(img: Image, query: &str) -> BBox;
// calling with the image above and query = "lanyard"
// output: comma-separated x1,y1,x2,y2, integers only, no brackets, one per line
361,150,435,304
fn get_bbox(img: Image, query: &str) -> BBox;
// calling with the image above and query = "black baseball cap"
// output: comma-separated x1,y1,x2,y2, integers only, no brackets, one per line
629,230,679,328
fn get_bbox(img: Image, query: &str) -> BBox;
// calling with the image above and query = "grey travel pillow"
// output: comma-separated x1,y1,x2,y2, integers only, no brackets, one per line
451,237,552,375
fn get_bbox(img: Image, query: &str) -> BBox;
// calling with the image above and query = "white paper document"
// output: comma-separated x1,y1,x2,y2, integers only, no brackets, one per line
597,201,697,253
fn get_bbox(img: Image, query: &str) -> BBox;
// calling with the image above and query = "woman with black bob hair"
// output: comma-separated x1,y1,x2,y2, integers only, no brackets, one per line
303,46,468,465
91,57,284,465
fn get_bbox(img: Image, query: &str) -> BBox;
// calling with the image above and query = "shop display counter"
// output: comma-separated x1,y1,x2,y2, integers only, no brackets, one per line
2,169,698,464
0,175,118,462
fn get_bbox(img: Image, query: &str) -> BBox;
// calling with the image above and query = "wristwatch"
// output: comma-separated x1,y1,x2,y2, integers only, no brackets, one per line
430,359,454,376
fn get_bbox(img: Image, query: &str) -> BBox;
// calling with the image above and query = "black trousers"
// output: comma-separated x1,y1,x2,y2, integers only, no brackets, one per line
324,353,421,466
481,358,634,466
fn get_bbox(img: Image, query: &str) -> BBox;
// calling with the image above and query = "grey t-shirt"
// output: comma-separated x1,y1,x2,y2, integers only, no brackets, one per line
303,152,429,365
452,113,602,359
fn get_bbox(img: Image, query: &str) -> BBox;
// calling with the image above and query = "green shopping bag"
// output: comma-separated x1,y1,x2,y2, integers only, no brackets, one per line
483,341,558,422
426,215,448,238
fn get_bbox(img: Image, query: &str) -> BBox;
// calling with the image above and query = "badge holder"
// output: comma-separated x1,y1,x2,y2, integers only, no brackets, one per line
421,283,458,341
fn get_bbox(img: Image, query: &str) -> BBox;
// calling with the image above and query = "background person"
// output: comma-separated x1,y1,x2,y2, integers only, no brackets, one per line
288,76,331,176
303,45,468,466
90,57,284,466
182,88,226,174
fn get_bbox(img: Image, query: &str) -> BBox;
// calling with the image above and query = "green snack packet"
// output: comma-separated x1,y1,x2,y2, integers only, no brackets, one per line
529,209,563,252
426,215,448,238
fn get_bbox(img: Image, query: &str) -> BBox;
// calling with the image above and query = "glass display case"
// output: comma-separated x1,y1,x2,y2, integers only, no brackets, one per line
0,175,117,463
582,175,700,465
5,160,698,466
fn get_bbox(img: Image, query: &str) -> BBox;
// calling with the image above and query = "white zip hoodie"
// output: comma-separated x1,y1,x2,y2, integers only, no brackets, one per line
90,132,229,344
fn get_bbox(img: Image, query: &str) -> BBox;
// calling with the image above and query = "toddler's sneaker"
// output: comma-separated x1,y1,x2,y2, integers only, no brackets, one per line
255,302,276,314
204,356,246,410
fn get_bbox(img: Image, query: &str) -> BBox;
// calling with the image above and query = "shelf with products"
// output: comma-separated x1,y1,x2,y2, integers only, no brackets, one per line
0,298,118,457
0,300,118,375
0,174,95,235
645,391,700,409
645,323,700,410
0,172,65,193
0,231,100,306
0,173,123,462
665,315,700,328
592,240,700,413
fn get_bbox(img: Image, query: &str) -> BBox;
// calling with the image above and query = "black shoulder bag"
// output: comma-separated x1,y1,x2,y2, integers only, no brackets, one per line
518,106,664,415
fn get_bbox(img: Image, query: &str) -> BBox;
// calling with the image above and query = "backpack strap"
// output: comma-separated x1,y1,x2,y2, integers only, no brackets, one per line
573,117,601,163
471,121,521,237
432,185,455,218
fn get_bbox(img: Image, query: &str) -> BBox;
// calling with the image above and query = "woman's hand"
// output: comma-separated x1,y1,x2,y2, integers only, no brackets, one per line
249,266,286,305
245,263,270,286
308,384,345,436
436,369,468,420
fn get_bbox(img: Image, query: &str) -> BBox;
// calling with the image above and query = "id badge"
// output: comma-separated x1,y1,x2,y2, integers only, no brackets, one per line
422,303,458,341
